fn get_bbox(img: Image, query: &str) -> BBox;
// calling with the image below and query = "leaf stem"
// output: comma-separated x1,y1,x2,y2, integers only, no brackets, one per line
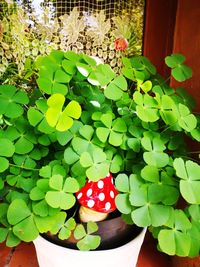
9,163,40,171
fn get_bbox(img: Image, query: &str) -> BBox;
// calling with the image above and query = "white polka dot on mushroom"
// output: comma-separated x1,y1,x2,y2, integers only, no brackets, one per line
77,192,82,199
110,191,115,198
111,178,114,184
105,202,111,211
99,192,105,201
97,180,104,189
87,200,95,208
86,188,93,197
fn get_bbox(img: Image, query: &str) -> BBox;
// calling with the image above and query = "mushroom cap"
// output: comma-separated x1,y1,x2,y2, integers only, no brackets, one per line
76,173,118,213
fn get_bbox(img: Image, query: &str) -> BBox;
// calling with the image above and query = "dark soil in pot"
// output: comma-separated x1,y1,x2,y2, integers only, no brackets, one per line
42,215,143,251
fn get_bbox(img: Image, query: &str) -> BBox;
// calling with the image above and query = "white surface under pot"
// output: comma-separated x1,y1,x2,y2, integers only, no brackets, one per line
33,227,146,267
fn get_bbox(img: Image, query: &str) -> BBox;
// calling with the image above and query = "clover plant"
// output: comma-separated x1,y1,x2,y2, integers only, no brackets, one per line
0,50,200,257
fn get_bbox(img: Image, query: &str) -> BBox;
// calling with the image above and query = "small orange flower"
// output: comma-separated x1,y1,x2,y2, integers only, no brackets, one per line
114,38,129,51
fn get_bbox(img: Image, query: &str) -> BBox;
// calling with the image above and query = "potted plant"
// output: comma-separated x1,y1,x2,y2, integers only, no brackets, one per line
0,50,200,267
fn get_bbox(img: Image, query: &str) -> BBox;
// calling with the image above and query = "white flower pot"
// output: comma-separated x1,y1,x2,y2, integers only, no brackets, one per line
33,227,146,267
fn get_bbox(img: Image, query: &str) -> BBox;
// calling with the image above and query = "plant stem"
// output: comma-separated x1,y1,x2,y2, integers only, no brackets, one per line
9,163,39,171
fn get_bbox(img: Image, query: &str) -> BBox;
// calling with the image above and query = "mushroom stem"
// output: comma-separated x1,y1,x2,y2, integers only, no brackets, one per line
79,206,108,223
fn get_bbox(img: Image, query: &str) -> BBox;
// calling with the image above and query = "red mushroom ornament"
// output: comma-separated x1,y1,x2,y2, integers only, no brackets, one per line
76,173,118,222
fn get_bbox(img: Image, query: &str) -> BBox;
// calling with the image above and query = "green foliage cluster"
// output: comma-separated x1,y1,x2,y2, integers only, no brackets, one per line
0,50,200,256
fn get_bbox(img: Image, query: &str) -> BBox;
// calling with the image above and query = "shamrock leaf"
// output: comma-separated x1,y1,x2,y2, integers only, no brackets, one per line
165,54,192,82
104,75,128,100
158,209,191,256
45,175,79,209
0,85,29,119
174,158,200,204
80,148,109,181
134,91,159,122
74,222,100,251
46,94,82,132
7,199,39,242
0,138,15,172
96,113,127,146
141,135,169,168
37,51,71,95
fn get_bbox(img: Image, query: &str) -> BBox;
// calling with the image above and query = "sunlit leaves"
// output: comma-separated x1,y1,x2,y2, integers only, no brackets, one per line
46,94,82,132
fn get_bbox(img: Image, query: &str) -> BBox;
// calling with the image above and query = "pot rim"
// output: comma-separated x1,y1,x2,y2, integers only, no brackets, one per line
34,227,147,254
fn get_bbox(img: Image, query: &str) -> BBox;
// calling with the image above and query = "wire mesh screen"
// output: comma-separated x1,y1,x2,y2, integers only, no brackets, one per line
0,0,145,77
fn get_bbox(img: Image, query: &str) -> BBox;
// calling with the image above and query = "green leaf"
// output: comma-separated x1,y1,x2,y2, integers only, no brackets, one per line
65,218,76,230
178,104,197,131
141,165,159,183
140,80,152,93
174,159,200,204
13,216,39,242
0,157,9,172
96,127,110,143
104,83,123,100
49,174,63,191
7,199,31,225
14,137,34,154
112,75,128,91
0,138,15,157
115,193,132,214
165,54,192,82
115,174,129,192
165,54,185,68
64,147,79,165
32,201,49,216
58,227,71,240
109,131,123,146
79,125,94,140
30,187,45,201
134,92,159,122
77,235,101,251
80,152,93,167
87,221,98,234
6,231,21,247
45,191,76,210
34,214,57,233
27,108,44,127
131,206,151,227
39,165,52,178
158,229,191,256
76,62,92,77
46,94,82,132
0,228,8,242
74,224,86,239
86,163,109,182
63,177,79,193
172,65,192,82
